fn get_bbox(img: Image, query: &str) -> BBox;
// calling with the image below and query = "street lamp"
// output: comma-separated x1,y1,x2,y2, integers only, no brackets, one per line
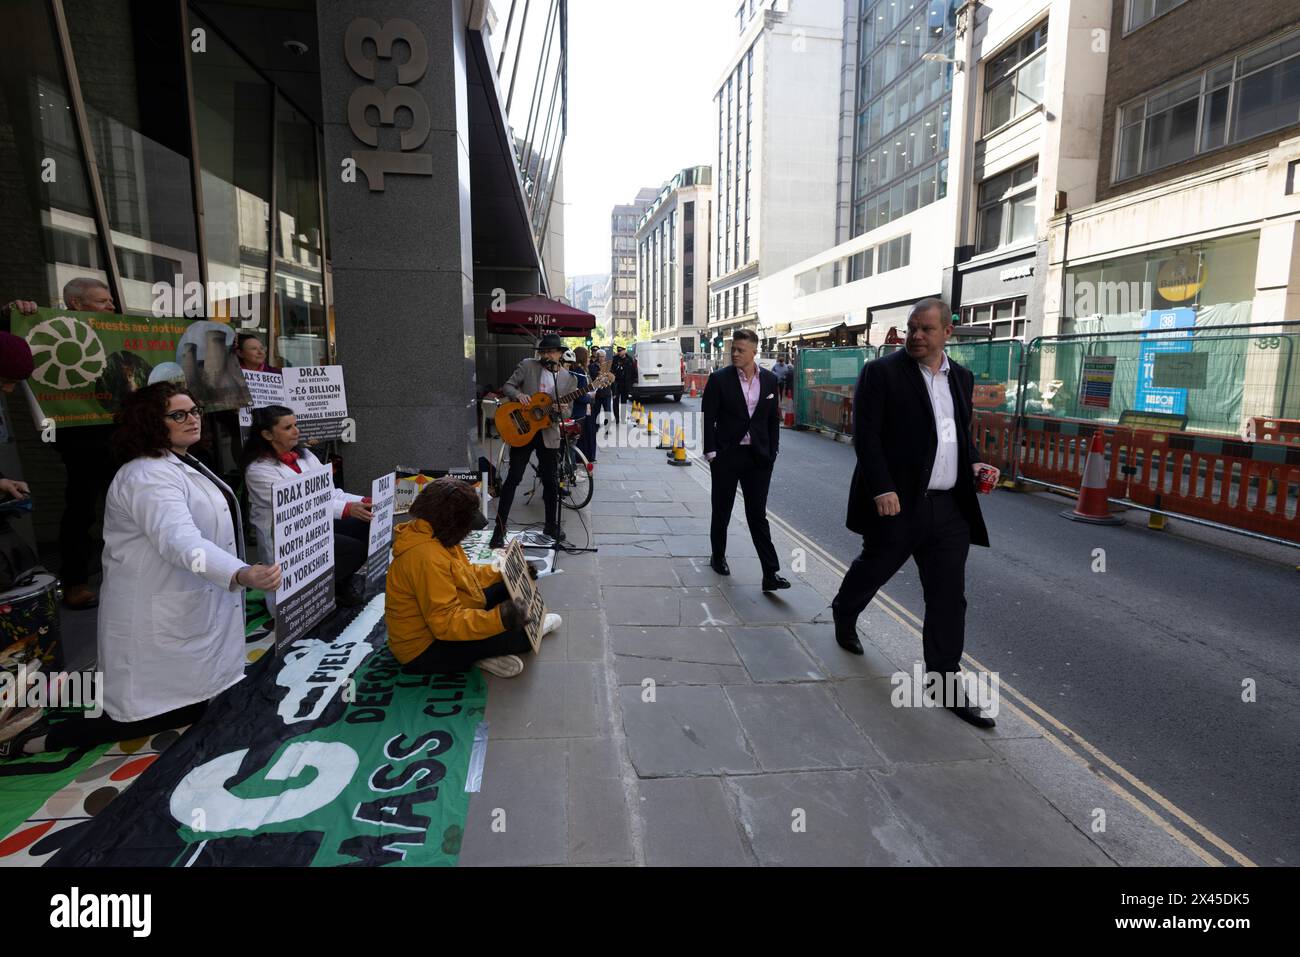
922,52,964,73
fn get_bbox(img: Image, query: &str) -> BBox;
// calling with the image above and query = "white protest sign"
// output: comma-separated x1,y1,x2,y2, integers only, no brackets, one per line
282,365,348,441
363,472,396,596
239,369,286,427
272,469,337,654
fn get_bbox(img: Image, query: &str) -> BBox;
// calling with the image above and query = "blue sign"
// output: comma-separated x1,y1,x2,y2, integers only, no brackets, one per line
1134,308,1194,414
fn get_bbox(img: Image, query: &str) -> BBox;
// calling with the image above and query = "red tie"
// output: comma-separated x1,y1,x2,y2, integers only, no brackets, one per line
278,450,301,473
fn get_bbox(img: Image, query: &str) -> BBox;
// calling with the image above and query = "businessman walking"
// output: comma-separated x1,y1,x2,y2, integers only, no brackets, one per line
832,298,997,728
701,329,790,593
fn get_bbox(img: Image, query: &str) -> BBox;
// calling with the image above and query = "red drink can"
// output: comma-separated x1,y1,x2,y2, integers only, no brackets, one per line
976,464,999,494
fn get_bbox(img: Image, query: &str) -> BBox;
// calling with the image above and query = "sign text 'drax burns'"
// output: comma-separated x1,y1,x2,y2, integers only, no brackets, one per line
272,470,336,654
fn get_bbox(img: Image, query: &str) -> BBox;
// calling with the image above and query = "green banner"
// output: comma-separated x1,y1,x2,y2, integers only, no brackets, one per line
11,307,252,428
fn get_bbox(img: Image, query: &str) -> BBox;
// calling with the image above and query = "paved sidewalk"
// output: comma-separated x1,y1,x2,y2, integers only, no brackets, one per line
457,422,1205,866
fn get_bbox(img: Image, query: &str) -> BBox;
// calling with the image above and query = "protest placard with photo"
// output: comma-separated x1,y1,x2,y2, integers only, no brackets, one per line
282,365,348,441
11,307,251,428
498,538,546,654
363,472,396,597
272,470,337,654
394,467,483,514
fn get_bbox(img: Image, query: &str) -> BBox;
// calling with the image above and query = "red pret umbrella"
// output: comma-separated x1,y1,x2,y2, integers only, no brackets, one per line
485,295,596,337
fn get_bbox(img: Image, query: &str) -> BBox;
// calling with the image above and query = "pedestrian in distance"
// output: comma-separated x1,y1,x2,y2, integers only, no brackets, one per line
610,345,637,424
831,298,997,728
590,348,613,436
701,329,790,593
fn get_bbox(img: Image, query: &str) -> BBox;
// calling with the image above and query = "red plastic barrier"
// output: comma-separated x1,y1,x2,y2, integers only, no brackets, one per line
971,410,1015,474
1017,416,1129,498
1125,429,1300,543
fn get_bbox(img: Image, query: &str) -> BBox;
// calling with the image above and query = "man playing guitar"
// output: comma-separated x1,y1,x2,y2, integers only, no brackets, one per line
491,334,577,548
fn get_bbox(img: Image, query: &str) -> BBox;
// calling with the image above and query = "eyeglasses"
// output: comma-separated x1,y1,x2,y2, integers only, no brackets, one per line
164,406,204,423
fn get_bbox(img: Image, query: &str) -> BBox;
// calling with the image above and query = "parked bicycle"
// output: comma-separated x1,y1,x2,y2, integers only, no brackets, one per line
494,418,593,511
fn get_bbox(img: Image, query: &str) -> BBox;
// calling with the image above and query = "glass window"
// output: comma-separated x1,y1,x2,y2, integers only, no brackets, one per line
976,159,1037,252
1233,48,1300,142
0,0,112,308
66,0,201,314
274,96,326,367
1125,0,1189,33
192,14,272,340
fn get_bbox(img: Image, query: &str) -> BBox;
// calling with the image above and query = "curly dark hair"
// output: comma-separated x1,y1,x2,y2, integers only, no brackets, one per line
111,382,199,462
237,404,304,471
408,478,481,547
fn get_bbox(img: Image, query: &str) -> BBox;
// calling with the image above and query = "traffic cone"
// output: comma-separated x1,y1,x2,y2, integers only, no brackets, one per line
1061,431,1124,525
689,380,698,399
657,422,674,449
646,410,654,435
669,428,692,466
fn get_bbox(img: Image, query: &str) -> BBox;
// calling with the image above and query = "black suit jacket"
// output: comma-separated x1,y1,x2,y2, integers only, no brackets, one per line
846,349,989,547
702,365,781,465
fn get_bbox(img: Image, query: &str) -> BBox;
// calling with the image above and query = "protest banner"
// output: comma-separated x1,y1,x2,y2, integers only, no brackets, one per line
498,538,546,653
11,307,251,428
364,472,397,597
238,369,286,428
282,365,348,441
271,470,336,654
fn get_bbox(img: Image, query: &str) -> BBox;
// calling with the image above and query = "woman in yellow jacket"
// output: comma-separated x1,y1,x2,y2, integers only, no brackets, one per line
385,478,560,678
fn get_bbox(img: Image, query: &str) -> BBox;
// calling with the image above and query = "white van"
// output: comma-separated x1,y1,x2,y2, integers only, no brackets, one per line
628,339,684,402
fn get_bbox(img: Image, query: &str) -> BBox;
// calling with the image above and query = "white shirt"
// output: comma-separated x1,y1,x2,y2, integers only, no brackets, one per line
919,352,958,491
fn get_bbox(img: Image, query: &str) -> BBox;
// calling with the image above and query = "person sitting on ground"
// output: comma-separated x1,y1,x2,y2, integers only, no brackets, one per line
1,383,282,759
385,478,561,679
241,405,371,609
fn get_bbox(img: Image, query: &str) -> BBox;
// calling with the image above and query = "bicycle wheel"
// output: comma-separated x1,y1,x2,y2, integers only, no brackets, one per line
560,445,593,510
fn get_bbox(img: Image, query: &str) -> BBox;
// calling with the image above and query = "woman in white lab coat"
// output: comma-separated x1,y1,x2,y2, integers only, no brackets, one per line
1,384,282,759
241,405,371,610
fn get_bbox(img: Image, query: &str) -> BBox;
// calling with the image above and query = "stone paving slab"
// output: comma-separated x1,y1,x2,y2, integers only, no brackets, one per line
610,625,742,666
618,685,758,776
831,677,996,764
870,760,1114,866
637,777,754,866
720,583,834,625
725,626,826,682
726,684,885,772
614,655,751,687
790,623,898,679
730,770,932,866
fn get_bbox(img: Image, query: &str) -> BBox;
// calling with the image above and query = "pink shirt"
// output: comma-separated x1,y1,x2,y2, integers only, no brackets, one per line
738,365,761,445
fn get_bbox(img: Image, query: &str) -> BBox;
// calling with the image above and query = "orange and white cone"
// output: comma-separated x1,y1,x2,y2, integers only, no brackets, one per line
1061,430,1124,526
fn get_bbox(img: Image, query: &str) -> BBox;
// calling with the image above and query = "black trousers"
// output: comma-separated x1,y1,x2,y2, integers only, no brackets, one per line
595,392,612,428
334,517,369,589
832,490,972,675
613,387,629,422
56,445,117,587
401,582,532,673
709,445,780,576
496,432,558,527
43,700,208,753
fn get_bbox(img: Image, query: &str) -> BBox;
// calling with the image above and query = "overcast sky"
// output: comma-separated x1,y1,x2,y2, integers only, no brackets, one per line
562,0,737,278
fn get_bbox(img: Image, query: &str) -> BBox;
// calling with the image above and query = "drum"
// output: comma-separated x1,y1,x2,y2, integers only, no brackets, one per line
0,571,62,676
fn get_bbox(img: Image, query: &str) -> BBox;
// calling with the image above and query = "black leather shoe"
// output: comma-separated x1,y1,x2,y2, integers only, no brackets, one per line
947,704,996,729
709,556,730,576
761,574,791,592
488,527,506,550
544,524,566,543
835,631,863,655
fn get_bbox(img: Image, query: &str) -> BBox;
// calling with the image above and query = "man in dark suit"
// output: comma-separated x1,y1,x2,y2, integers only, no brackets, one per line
701,329,790,593
832,298,996,728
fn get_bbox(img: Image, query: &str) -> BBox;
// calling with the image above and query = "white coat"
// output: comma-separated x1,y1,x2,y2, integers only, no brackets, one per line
97,452,248,723
244,449,364,611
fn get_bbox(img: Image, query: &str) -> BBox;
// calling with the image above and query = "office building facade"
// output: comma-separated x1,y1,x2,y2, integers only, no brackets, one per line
636,166,713,354
608,188,658,340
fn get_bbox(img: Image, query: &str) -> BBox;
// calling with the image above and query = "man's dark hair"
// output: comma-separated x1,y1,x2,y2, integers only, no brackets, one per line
112,382,198,462
409,477,481,547
908,297,952,326
238,404,302,470
733,329,759,345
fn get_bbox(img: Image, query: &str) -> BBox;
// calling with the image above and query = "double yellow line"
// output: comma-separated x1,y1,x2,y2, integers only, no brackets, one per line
761,509,1255,868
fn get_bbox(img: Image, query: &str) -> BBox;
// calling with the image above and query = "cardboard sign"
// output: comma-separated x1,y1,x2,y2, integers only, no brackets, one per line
238,369,286,427
363,472,396,597
282,365,348,441
498,538,546,654
271,470,337,654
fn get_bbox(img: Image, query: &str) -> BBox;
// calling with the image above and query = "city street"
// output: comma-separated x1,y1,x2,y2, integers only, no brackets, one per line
663,394,1300,866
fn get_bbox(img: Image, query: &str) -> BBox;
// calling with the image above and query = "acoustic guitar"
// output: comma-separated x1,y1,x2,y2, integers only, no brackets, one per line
495,371,614,447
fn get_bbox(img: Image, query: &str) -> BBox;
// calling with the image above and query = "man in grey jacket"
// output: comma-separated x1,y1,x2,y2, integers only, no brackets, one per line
491,334,577,547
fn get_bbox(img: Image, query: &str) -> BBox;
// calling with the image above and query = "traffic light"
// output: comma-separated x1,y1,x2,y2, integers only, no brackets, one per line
584,334,593,348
